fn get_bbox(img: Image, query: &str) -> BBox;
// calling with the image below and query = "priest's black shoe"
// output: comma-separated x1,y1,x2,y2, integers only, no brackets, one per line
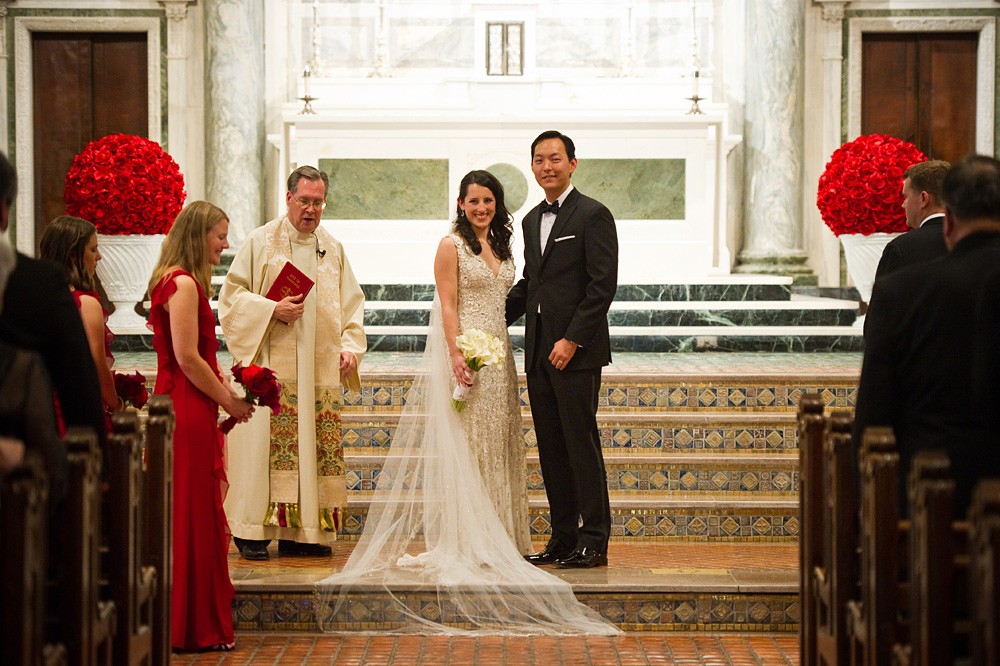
554,547,608,569
524,541,575,565
278,540,333,556
236,542,270,561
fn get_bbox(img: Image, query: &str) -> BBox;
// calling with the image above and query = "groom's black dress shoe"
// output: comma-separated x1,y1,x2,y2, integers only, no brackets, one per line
278,539,333,556
554,547,608,569
524,541,576,565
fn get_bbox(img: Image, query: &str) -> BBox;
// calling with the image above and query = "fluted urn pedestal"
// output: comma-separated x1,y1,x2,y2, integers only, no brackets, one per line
96,234,165,332
839,232,902,327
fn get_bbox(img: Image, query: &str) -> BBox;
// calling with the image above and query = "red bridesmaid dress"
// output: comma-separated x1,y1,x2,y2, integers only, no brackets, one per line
149,269,234,651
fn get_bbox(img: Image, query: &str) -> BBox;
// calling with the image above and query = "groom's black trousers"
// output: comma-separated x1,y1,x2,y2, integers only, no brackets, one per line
526,359,611,551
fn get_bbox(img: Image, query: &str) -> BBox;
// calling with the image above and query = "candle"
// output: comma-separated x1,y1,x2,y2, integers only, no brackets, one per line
303,65,312,98
693,70,700,98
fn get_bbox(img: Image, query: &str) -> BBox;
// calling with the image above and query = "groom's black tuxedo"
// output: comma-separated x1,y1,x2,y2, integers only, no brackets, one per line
507,187,618,552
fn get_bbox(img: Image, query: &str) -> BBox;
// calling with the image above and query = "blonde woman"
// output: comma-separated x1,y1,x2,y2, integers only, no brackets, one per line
148,201,252,652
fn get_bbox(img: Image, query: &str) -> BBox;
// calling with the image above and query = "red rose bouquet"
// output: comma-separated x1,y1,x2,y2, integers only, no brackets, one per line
220,362,281,434
817,134,927,236
113,370,149,409
64,134,186,235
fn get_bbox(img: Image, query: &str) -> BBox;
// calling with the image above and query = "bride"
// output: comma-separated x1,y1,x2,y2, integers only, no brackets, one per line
316,170,619,635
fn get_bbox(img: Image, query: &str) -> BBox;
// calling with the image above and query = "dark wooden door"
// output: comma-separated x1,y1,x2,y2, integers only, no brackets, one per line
31,32,148,247
861,32,977,164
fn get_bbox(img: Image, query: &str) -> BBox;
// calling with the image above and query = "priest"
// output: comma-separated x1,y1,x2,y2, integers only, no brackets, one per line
219,166,366,560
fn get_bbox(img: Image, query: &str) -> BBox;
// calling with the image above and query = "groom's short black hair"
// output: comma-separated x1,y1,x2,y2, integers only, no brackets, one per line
531,130,576,162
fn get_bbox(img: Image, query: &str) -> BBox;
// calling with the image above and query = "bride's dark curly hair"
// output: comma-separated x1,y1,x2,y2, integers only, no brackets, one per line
453,170,513,261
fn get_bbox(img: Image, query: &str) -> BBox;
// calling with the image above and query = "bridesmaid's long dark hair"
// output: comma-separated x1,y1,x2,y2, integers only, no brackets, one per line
453,170,513,262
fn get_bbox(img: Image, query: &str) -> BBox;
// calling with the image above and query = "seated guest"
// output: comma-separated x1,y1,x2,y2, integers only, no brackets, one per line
148,201,253,652
40,216,120,420
853,154,1000,516
872,159,950,280
0,152,103,491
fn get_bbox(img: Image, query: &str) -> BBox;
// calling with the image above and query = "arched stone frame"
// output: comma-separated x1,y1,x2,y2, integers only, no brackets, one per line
11,15,163,252
845,15,996,153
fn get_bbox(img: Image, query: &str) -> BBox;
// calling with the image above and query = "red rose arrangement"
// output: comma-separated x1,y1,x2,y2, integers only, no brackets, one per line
220,362,282,434
817,134,927,236
113,371,149,409
64,134,186,235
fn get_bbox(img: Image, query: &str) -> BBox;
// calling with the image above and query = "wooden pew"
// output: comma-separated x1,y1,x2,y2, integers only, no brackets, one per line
105,411,156,666
846,426,903,666
0,453,67,666
797,393,826,666
63,427,116,666
892,450,971,666
142,396,173,666
813,408,858,666
968,478,1000,665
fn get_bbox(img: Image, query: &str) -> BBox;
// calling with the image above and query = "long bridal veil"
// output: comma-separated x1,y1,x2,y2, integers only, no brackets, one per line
315,297,619,635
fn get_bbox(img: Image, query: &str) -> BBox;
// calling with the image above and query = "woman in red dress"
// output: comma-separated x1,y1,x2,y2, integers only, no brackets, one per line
39,216,119,426
147,201,253,652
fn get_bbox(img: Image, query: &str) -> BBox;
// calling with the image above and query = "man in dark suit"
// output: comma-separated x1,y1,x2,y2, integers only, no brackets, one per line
853,154,1000,516
506,130,618,568
0,152,105,503
872,159,950,280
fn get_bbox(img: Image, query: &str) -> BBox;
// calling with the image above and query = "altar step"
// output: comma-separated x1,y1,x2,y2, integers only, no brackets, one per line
358,277,863,353
109,275,864,353
329,355,859,543
229,541,800,634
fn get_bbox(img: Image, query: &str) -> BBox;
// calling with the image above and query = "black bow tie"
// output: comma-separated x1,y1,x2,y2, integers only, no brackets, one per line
540,200,559,216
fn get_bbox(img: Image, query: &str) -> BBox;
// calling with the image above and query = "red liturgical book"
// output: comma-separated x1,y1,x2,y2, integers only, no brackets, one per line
264,261,314,301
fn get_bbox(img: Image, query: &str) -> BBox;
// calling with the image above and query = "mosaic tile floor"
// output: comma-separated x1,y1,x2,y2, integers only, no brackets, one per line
170,632,800,664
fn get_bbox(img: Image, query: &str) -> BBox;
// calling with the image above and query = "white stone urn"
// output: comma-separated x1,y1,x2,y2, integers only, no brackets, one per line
96,234,165,332
839,232,903,326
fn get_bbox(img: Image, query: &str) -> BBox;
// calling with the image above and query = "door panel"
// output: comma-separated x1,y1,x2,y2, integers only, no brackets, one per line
862,32,977,165
31,32,147,248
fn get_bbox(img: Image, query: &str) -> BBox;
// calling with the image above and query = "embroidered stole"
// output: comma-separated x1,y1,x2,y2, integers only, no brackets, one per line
261,218,347,533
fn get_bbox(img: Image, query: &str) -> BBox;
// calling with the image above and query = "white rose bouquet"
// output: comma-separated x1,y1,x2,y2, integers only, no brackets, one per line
451,328,506,412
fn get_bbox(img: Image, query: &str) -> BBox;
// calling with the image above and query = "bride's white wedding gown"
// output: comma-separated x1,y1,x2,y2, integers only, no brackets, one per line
315,233,619,635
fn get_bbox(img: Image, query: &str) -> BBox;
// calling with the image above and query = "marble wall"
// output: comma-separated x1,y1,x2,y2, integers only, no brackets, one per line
320,158,449,220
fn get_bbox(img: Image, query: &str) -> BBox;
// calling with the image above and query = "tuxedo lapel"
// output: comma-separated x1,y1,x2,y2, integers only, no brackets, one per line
540,189,579,266
525,207,543,269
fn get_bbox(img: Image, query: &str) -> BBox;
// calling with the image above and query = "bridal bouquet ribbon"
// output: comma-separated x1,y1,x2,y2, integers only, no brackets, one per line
220,362,281,434
451,329,505,412
113,370,149,409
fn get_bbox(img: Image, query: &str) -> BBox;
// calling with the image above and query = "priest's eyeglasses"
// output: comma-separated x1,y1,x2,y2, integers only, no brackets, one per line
294,197,327,210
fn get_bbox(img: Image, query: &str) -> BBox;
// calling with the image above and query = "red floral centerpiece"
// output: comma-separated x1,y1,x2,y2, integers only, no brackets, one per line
63,134,187,330
817,133,926,237
816,134,928,323
64,134,185,235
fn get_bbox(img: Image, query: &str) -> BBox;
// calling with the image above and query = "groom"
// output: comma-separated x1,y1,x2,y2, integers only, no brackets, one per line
506,130,618,568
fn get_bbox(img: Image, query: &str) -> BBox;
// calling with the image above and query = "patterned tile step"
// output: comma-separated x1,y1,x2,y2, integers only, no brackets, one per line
230,541,799,633
335,499,799,542
343,412,801,452
233,589,798,634
363,328,864,353
345,378,858,413
364,296,858,328
343,453,798,496
113,350,862,378
360,279,794,303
